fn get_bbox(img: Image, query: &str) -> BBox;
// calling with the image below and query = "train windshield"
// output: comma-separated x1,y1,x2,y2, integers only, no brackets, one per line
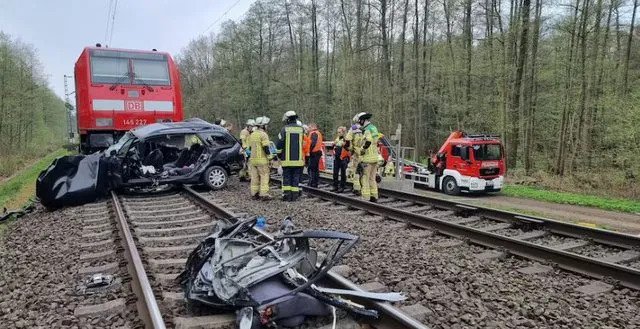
90,50,170,86
472,144,502,161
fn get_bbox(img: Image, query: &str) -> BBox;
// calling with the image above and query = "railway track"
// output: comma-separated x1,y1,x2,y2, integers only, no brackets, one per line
75,186,430,329
292,175,640,292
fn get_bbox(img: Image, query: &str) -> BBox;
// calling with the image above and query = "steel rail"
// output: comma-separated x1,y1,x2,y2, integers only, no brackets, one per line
378,187,640,250
182,186,430,329
111,191,166,329
317,175,640,250
300,184,640,290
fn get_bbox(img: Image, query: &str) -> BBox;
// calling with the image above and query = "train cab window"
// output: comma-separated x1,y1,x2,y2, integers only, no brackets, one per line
91,56,130,84
132,59,170,86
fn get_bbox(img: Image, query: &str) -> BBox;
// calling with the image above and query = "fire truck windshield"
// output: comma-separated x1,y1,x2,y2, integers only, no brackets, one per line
472,144,502,161
90,50,170,86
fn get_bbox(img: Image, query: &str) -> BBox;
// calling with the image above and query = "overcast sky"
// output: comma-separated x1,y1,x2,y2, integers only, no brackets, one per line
0,0,255,101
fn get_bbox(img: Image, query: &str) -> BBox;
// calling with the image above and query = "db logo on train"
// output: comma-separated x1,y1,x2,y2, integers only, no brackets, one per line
125,100,144,111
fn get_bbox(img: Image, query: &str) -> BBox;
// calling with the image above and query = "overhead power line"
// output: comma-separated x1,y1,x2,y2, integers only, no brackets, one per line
108,0,119,46
202,0,243,35
104,0,114,45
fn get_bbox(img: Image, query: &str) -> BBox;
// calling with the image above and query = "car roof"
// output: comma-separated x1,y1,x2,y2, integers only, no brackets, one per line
131,118,226,139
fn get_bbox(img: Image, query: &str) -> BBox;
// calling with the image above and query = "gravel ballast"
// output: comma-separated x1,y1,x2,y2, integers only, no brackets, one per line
211,180,640,328
0,203,140,329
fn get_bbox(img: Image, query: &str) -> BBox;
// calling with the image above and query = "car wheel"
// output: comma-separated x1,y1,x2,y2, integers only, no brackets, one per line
204,166,228,190
442,176,460,195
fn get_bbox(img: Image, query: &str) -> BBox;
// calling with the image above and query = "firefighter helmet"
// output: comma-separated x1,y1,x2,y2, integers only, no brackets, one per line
353,112,372,123
246,119,256,126
255,116,271,126
282,110,298,122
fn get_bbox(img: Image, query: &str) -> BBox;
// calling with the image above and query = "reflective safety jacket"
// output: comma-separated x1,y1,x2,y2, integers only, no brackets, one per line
277,123,305,167
240,128,251,149
345,128,364,156
247,129,271,165
361,123,380,163
309,129,323,154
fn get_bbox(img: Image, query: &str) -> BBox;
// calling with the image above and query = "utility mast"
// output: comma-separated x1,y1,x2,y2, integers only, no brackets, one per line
63,74,75,141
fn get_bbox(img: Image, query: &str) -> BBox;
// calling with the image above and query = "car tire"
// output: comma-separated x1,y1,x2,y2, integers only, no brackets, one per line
204,165,228,190
442,176,460,195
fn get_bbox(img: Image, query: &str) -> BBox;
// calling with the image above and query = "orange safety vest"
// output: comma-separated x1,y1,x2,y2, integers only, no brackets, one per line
303,134,311,158
309,130,323,153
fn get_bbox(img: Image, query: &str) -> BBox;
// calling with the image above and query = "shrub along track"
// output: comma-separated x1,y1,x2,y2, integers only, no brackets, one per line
208,178,640,328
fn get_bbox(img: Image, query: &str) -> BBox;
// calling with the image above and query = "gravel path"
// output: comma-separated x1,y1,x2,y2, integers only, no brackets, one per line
0,203,140,329
212,180,640,329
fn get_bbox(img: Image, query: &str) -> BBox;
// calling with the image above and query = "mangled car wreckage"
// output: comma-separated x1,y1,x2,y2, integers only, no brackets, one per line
178,216,405,328
36,119,243,208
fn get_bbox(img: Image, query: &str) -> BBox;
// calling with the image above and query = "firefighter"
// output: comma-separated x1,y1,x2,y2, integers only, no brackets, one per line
307,123,323,188
238,119,255,182
345,119,364,195
332,126,348,192
277,111,305,202
247,116,273,200
355,112,381,202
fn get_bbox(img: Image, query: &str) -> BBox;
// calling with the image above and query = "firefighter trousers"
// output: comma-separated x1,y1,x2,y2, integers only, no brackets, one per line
347,157,362,191
249,163,270,196
361,162,379,199
282,166,303,199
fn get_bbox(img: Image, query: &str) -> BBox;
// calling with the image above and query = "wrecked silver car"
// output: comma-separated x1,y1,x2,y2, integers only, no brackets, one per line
178,217,405,328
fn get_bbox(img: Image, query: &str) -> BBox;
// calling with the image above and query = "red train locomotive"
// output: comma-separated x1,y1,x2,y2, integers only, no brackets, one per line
74,45,183,153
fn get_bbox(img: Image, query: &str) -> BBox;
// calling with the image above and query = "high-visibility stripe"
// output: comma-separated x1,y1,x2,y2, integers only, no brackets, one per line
290,187,300,192
283,126,304,166
282,186,293,191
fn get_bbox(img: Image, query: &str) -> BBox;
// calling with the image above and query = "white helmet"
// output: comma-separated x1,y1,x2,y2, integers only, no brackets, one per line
353,112,372,123
255,116,271,126
282,110,298,122
246,119,256,126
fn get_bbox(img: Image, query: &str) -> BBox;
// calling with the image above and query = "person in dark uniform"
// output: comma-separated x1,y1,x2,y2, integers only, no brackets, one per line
276,111,305,202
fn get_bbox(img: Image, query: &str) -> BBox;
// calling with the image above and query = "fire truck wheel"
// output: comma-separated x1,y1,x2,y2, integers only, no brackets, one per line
442,176,460,195
204,166,228,190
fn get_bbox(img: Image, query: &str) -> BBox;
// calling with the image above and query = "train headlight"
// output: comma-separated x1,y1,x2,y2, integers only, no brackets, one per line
96,118,113,127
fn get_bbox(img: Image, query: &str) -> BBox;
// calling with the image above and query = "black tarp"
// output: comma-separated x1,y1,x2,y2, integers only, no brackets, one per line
36,154,114,209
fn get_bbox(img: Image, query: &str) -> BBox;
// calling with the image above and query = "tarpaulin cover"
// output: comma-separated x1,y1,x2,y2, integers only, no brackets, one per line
36,154,113,209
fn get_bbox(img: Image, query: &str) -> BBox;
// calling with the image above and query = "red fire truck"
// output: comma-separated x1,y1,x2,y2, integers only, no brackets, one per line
74,45,183,153
404,131,506,194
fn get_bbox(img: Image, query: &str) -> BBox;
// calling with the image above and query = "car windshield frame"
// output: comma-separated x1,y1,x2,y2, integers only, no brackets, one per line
472,143,502,161
105,132,136,157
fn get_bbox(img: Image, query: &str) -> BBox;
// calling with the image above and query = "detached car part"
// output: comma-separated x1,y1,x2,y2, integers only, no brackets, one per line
178,217,405,328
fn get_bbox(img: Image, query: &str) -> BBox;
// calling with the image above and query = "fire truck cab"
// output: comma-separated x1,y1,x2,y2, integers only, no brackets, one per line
409,131,505,194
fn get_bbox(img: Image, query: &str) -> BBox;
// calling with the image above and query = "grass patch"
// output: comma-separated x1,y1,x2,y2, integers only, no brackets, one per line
502,185,640,214
0,149,68,211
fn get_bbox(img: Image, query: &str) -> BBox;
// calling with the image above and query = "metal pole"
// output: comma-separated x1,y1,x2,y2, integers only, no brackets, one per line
63,75,75,141
395,124,402,181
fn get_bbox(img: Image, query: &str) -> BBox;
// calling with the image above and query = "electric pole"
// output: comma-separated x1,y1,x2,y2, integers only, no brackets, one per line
64,74,76,142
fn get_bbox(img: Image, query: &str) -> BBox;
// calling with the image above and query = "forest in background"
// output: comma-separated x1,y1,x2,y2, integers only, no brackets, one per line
177,0,640,198
0,32,68,177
